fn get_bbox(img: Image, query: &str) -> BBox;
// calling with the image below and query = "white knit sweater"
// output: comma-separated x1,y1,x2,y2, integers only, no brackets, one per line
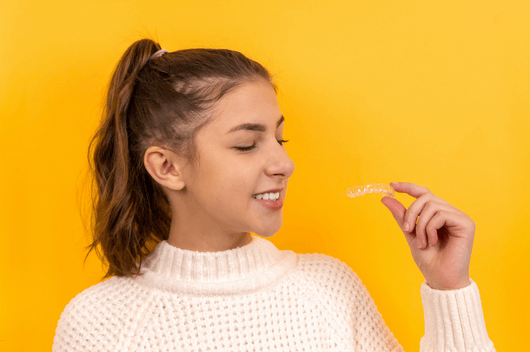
53,235,495,351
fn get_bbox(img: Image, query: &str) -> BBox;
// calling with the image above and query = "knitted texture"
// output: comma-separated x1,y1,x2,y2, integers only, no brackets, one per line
420,281,496,352
53,236,495,351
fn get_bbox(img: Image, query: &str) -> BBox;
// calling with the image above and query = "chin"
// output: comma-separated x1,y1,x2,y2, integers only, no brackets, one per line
254,232,276,238
253,224,282,238
249,212,283,238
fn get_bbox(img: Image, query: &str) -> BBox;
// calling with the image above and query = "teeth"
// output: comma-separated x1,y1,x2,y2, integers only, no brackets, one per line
253,192,280,201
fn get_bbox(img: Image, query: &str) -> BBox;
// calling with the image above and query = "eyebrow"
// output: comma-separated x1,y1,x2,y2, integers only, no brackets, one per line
227,115,284,134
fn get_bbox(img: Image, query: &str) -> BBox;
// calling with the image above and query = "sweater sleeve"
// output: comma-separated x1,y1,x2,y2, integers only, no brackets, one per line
302,254,495,351
347,270,405,352
419,279,496,351
52,277,152,352
295,253,405,350
350,271,496,351
351,273,497,351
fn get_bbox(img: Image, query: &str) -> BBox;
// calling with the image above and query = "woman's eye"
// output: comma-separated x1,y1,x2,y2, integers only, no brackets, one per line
234,139,289,152
235,144,256,152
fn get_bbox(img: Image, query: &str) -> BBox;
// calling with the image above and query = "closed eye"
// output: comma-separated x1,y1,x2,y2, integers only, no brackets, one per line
234,139,289,152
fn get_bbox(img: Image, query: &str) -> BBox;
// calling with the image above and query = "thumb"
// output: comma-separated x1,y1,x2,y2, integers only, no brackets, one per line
381,197,419,250
380,197,406,230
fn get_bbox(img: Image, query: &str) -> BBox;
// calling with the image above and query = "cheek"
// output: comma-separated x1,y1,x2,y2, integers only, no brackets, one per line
200,165,251,202
230,170,253,194
224,165,257,200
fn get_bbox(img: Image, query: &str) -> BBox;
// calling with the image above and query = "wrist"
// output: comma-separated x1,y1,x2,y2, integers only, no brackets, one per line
426,278,471,291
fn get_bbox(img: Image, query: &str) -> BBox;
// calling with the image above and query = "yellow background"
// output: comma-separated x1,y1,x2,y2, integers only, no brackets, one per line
1,0,528,350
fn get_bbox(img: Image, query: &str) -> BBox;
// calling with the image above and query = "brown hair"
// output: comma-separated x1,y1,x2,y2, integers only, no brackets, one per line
86,38,274,278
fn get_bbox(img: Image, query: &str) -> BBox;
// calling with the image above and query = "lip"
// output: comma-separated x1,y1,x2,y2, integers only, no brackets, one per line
253,197,284,210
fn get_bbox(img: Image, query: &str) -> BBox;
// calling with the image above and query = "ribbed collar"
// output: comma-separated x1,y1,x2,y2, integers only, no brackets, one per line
135,235,297,296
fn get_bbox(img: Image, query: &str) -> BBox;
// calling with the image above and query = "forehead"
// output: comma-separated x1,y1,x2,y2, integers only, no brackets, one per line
208,80,283,132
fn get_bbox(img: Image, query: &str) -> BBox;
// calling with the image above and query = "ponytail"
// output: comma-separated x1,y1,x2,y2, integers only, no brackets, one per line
86,38,275,278
87,39,171,278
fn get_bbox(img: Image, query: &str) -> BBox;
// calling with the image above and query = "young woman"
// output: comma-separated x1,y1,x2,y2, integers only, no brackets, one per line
53,39,496,351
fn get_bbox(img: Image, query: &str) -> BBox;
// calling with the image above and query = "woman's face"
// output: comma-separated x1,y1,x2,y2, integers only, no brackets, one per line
174,79,295,242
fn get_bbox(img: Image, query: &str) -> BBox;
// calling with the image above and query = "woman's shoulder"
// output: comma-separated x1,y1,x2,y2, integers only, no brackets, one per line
53,276,147,351
57,275,151,319
60,276,132,309
292,252,375,329
296,252,359,278
294,252,365,294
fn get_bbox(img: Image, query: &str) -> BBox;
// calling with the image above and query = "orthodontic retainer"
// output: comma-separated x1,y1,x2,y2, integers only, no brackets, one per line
346,183,395,198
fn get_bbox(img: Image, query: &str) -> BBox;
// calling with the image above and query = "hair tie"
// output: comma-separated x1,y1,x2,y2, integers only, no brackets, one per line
150,49,168,60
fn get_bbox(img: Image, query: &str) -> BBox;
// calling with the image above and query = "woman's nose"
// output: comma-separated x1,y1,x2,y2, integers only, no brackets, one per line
265,143,295,179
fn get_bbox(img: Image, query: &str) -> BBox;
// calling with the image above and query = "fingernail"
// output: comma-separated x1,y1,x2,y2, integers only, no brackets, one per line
403,223,409,232
417,242,422,249
390,182,399,186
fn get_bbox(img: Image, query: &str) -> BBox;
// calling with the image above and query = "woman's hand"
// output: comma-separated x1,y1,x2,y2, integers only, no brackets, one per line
380,182,474,290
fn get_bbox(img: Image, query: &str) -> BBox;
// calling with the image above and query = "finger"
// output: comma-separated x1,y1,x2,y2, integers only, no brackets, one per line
392,182,457,209
380,197,405,226
402,192,460,237
390,182,430,199
402,192,431,235
426,221,439,248
416,201,458,248
380,197,414,240
427,210,476,240
425,211,450,248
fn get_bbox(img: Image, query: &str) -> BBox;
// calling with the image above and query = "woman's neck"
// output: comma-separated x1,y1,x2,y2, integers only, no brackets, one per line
167,220,252,252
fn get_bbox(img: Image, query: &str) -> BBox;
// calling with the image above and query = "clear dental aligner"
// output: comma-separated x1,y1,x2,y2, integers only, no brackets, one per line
346,183,395,198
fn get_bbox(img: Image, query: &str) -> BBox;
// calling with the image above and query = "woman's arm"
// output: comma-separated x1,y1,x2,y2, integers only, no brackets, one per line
350,272,495,351
377,182,495,351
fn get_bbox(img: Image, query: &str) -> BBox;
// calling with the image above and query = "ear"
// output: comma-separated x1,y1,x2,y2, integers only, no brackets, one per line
143,146,186,191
